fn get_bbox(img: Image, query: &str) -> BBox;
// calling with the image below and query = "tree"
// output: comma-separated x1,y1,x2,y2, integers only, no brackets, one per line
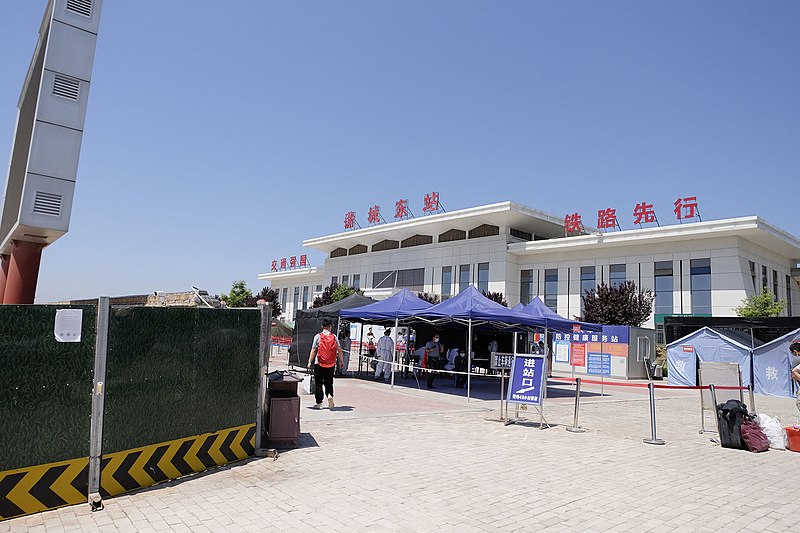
735,287,787,317
417,292,441,304
254,287,282,317
482,290,508,307
222,280,253,308
581,281,654,327
311,283,363,308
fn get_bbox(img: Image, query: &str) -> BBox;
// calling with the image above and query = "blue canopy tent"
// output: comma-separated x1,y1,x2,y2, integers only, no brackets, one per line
414,286,557,397
752,327,800,398
522,296,602,333
511,303,525,311
340,288,432,323
667,327,754,387
339,289,433,387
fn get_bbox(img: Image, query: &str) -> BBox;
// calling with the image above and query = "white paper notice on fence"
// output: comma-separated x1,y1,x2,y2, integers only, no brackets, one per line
54,309,82,342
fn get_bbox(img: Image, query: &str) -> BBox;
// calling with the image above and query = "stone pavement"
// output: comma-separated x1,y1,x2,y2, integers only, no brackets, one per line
4,367,800,532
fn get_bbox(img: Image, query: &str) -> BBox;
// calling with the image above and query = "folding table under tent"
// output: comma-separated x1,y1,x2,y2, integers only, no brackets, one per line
752,327,800,398
667,326,754,387
289,293,376,367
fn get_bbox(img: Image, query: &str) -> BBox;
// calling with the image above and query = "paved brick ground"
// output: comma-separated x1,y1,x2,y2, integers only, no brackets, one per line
4,356,800,532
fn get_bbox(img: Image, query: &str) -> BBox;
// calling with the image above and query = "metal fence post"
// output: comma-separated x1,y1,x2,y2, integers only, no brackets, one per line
88,297,110,510
643,382,665,445
255,303,272,454
748,384,756,414
566,378,586,433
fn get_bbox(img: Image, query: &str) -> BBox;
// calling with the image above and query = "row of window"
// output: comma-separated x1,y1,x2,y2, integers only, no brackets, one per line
521,259,713,316
330,224,503,258
749,261,793,317
441,263,490,297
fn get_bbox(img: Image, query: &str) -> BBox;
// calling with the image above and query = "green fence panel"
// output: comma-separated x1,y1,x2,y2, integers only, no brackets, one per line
102,308,260,453
0,305,96,471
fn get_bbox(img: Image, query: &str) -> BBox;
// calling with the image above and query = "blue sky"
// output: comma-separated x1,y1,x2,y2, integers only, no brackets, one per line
1,1,798,302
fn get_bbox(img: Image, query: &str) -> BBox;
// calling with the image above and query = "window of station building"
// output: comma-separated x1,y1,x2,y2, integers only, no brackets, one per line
787,275,793,317
773,270,779,300
330,247,347,258
348,244,367,256
341,275,349,287
520,269,534,305
372,239,400,252
353,274,360,290
331,276,338,286
654,261,673,317
281,287,288,309
438,229,466,243
468,224,500,239
442,266,453,299
372,269,425,291
749,261,757,292
292,287,300,320
302,286,309,310
580,266,595,314
690,258,711,315
544,269,558,311
401,234,433,248
510,228,533,241
477,263,489,293
459,265,470,293
610,264,626,288
315,284,322,293
761,265,768,290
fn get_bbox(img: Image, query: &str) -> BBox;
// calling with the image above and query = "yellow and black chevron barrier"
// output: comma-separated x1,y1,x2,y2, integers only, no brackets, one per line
0,424,255,521
100,424,255,498
0,458,88,521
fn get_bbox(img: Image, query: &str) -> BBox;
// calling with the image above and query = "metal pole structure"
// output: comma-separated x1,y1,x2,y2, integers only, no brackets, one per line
643,381,666,445
467,318,473,402
709,384,720,435
391,317,398,390
566,377,586,433
255,302,272,454
88,297,110,510
748,384,756,414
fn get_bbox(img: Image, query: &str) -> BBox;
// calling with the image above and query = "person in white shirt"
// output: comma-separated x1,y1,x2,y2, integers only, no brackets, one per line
374,329,395,382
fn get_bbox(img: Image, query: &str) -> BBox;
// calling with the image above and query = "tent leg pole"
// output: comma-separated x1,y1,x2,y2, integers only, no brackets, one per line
467,319,473,402
391,318,398,390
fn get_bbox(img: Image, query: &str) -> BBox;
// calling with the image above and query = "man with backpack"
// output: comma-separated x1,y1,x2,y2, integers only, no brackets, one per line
307,319,345,409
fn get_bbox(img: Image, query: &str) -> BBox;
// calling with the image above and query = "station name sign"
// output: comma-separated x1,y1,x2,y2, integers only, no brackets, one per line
343,191,445,230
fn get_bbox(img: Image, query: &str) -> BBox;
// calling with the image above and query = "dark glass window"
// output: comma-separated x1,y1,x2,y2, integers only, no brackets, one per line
459,265,470,293
690,258,711,315
520,270,533,305
654,261,673,316
544,269,558,311
477,263,489,293
442,267,452,299
610,264,626,288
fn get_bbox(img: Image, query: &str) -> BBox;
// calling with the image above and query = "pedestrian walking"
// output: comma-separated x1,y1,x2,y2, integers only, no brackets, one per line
307,319,344,409
375,329,395,382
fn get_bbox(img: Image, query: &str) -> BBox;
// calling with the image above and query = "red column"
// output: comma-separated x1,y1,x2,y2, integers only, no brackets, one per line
3,241,45,304
0,254,9,303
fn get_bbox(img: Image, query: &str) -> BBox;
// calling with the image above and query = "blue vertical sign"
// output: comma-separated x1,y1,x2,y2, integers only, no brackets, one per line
506,354,547,406
587,353,611,376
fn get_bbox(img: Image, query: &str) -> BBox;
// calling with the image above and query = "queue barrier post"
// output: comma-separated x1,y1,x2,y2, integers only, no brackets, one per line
566,377,586,433
643,381,665,445
748,384,756,414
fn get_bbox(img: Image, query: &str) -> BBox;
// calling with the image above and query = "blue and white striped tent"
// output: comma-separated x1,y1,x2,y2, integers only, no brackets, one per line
667,327,754,387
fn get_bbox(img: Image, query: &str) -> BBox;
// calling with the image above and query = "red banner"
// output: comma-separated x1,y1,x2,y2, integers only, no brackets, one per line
571,342,586,366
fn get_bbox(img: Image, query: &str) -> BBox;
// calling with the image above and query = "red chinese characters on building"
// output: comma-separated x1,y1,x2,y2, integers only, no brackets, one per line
280,258,287,270
299,255,308,267
674,196,699,220
289,256,297,268
271,260,278,272
564,213,582,233
368,205,381,224
597,208,617,230
423,192,440,213
395,199,409,219
344,211,356,230
633,202,656,225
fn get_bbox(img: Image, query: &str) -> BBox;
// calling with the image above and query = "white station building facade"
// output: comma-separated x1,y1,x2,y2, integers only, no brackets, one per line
259,201,800,343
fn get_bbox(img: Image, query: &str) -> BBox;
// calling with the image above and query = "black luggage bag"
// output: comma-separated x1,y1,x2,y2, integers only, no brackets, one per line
716,399,749,449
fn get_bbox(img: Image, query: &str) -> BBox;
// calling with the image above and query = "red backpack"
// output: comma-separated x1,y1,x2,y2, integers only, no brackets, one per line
317,333,339,367
740,419,770,453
